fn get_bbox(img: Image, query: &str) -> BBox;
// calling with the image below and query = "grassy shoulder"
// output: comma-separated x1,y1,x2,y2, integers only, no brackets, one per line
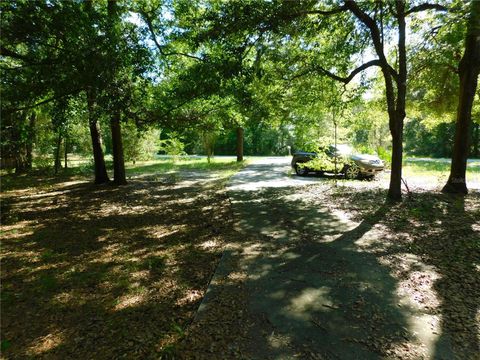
0,158,244,359
403,158,480,185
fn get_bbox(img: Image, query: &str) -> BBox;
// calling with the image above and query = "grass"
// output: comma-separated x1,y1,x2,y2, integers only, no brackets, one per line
0,156,245,192
401,158,480,190
125,156,245,178
403,157,480,175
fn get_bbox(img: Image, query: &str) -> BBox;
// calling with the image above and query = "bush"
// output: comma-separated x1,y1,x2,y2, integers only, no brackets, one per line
158,137,186,161
376,146,391,168
123,122,160,164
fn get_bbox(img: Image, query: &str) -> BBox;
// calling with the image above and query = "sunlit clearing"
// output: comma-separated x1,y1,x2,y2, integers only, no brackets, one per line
113,294,145,311
176,289,203,306
353,224,388,248
200,239,217,249
27,331,64,356
1,221,37,240
268,332,293,350
228,271,247,282
52,292,75,306
387,254,443,358
131,270,150,281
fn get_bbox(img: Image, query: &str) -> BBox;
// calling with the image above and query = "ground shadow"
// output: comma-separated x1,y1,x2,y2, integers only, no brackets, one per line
410,193,479,359
218,186,417,359
1,172,233,359
213,179,480,359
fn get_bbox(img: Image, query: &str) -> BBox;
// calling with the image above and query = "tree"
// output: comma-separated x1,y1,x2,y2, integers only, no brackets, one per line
442,0,480,194
181,0,454,200
107,0,127,185
0,0,111,182
236,127,244,161
320,1,448,200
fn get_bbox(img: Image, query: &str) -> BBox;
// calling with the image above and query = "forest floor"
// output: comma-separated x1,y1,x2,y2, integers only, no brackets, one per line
1,157,479,359
0,158,243,359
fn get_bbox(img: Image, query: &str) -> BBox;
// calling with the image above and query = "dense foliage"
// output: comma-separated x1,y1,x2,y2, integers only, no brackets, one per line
1,0,479,196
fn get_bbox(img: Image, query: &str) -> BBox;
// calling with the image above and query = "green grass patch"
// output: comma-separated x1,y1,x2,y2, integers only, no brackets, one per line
1,339,12,352
1,156,245,192
140,255,166,274
37,274,59,292
125,157,245,177
402,158,480,185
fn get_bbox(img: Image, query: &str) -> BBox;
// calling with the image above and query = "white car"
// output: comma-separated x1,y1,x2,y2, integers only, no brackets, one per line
291,144,384,179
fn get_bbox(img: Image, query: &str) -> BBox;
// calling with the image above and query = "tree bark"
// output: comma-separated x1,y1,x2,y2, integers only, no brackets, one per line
64,135,68,169
87,90,110,184
54,132,62,175
106,0,126,185
13,112,28,174
387,2,407,202
472,122,479,158
26,112,36,170
345,0,406,201
388,119,404,200
110,110,127,185
236,127,244,162
442,0,480,194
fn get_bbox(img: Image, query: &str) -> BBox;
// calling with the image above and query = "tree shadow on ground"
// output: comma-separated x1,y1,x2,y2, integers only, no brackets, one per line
192,185,479,359
348,191,479,359
404,193,479,359
1,173,233,359
182,186,414,359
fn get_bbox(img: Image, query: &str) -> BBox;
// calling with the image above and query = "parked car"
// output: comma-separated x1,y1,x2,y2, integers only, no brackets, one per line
291,144,384,179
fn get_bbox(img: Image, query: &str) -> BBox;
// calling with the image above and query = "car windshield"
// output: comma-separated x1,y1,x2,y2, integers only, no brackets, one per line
330,144,353,155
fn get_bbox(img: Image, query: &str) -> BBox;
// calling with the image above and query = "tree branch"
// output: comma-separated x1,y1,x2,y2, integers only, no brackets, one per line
289,59,382,84
344,1,399,81
0,46,30,61
3,90,81,114
405,3,448,16
140,11,203,61
290,5,347,17
316,60,382,83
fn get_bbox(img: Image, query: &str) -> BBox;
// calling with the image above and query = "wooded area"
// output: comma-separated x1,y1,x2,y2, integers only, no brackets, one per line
1,1,480,359
1,0,479,200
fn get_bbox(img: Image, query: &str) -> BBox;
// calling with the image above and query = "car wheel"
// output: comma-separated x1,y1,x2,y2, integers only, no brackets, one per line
344,164,360,179
295,164,308,176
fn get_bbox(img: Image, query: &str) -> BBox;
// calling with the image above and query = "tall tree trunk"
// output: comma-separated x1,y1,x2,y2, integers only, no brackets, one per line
382,66,404,201
442,1,480,194
346,0,406,201
64,135,68,169
236,127,244,162
472,122,479,158
26,112,36,170
106,0,126,184
13,112,28,174
54,132,62,175
110,110,127,185
87,91,110,184
387,2,407,202
388,119,404,201
14,150,27,174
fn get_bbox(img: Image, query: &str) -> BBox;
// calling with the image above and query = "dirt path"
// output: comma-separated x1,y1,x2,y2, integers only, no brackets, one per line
183,157,458,359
